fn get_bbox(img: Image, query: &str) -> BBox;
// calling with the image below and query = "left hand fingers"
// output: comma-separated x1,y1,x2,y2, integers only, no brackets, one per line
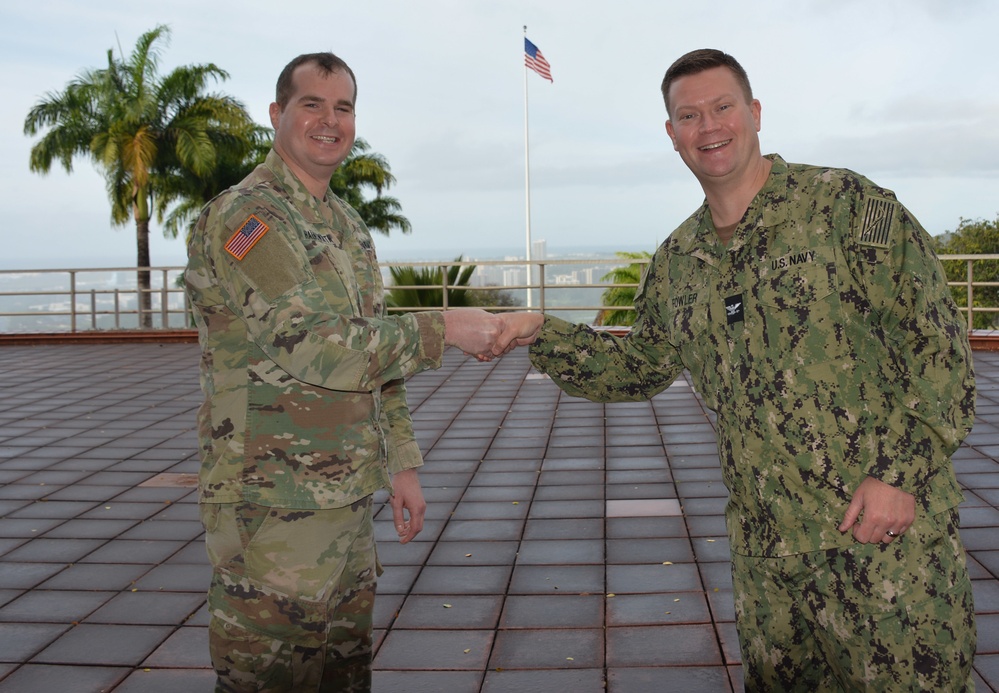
880,522,911,544
390,496,424,544
852,518,910,545
854,522,908,544
389,494,407,533
397,517,421,544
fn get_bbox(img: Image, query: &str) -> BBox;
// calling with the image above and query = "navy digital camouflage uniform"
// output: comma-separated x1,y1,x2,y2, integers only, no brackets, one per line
530,154,977,691
186,149,446,692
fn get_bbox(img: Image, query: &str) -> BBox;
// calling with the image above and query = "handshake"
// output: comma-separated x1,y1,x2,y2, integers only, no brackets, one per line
442,309,545,360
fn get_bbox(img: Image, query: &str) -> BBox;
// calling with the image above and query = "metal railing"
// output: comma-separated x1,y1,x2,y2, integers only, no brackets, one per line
0,267,189,333
380,258,649,316
940,254,999,329
0,255,995,334
0,259,647,334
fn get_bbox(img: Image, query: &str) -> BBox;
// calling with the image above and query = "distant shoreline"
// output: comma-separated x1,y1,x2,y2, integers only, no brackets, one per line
7,242,660,271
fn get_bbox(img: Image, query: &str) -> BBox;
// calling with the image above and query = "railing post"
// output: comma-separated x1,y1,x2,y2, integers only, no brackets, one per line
538,262,546,312
90,290,97,329
441,264,449,310
967,259,975,331
114,290,121,329
161,280,168,328
69,270,77,333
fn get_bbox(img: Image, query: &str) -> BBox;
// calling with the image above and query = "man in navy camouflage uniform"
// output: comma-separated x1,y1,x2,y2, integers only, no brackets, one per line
497,49,977,691
186,53,502,692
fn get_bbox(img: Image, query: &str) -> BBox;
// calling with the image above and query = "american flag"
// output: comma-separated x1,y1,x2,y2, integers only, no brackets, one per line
225,215,270,260
524,38,553,82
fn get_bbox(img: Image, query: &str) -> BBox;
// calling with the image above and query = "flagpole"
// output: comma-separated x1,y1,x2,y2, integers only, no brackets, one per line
523,25,533,309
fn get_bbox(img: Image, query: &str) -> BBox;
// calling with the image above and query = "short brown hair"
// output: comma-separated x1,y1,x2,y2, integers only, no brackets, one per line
275,52,357,109
661,49,752,117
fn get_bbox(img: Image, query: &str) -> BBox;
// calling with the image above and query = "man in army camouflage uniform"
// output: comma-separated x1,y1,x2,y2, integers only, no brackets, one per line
496,49,977,691
186,52,503,692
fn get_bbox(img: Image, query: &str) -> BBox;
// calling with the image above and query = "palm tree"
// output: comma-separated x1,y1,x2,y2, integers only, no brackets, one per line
594,251,653,327
386,258,475,311
330,139,411,236
156,123,272,240
23,25,257,327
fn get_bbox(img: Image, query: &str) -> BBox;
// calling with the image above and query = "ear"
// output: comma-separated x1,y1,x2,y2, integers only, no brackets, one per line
665,120,678,151
268,102,281,130
751,99,762,132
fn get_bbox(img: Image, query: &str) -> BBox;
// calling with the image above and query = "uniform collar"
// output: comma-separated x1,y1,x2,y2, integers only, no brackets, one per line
264,149,337,227
673,154,789,257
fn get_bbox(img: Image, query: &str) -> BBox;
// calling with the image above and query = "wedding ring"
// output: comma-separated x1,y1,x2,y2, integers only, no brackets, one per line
885,530,897,537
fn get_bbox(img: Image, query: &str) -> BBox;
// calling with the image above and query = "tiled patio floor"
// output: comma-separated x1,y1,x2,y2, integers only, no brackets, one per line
0,343,997,692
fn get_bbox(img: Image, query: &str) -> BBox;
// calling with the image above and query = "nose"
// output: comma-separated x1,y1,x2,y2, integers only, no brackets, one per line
699,112,720,133
320,106,339,127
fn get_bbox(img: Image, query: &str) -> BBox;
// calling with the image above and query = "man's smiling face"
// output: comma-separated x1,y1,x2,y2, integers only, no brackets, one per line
665,66,762,188
270,63,356,197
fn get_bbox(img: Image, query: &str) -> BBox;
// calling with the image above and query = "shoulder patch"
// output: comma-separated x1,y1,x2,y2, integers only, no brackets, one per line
224,215,270,260
857,196,897,249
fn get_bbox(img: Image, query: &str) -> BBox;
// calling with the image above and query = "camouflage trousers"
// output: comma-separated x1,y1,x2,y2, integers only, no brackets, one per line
732,508,976,692
200,498,378,693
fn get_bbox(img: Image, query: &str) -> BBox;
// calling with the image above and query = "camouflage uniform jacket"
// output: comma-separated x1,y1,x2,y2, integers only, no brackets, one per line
531,154,975,557
186,150,446,509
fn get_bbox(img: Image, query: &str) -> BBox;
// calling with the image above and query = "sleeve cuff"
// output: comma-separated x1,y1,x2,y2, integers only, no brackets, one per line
413,311,446,367
387,439,425,475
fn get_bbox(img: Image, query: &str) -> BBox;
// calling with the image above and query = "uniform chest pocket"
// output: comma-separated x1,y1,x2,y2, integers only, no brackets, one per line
664,292,711,349
315,245,360,314
756,262,847,370
758,262,835,309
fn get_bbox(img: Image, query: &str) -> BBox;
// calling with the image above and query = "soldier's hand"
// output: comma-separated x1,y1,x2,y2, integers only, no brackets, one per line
390,469,426,544
838,476,915,544
443,309,503,357
493,313,544,355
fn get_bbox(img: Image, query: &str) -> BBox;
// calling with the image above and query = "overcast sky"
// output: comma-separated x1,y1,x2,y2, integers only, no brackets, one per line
3,0,998,268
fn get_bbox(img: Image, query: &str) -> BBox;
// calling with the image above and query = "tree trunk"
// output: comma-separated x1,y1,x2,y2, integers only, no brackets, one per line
133,184,154,328
135,217,152,329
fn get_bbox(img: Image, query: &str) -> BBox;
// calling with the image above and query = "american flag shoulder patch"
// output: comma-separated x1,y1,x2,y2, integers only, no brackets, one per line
224,214,270,260
857,196,897,249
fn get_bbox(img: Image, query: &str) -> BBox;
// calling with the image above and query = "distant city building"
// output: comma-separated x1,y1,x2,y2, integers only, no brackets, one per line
528,239,546,290
531,239,547,261
473,264,503,287
503,268,526,288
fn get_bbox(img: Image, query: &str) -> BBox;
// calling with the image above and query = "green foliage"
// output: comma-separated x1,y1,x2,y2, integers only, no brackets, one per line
161,132,411,241
157,123,271,239
160,134,410,241
386,257,476,311
936,216,999,329
594,251,652,327
330,139,411,236
470,286,522,310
